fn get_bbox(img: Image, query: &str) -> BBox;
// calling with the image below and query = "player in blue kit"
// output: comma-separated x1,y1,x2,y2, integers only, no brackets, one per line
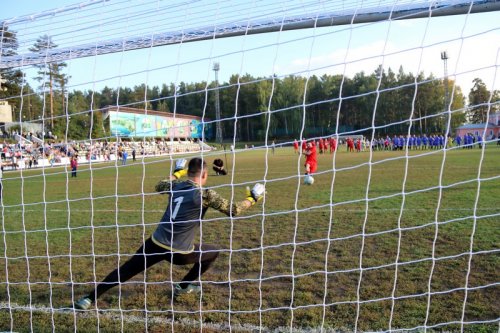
74,157,265,310
392,135,399,150
477,134,483,148
422,134,428,149
409,135,415,150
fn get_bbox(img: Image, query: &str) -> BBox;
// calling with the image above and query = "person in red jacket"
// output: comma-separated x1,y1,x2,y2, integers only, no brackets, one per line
330,137,337,153
347,137,354,152
293,139,299,154
304,141,317,175
318,138,324,154
70,156,78,178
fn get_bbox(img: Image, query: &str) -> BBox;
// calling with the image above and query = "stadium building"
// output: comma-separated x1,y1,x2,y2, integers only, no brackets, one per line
455,111,500,140
101,105,212,141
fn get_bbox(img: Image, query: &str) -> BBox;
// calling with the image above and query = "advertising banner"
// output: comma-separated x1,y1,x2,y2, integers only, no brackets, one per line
109,111,204,139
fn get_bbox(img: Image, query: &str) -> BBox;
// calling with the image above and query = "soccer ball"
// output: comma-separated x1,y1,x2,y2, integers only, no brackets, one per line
304,175,314,185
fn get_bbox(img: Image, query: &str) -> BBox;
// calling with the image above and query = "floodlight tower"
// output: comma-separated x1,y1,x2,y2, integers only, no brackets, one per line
441,51,449,132
213,62,223,144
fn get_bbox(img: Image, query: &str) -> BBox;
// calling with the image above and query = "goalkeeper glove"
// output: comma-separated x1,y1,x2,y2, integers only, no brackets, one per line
245,183,266,205
172,158,187,179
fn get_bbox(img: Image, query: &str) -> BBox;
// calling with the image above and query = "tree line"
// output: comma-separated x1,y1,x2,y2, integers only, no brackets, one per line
1,26,499,142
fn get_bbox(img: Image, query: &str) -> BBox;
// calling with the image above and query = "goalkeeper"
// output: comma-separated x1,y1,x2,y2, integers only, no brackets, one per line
75,157,265,310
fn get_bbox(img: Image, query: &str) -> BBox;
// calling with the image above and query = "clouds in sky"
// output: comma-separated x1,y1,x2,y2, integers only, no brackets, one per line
278,21,499,96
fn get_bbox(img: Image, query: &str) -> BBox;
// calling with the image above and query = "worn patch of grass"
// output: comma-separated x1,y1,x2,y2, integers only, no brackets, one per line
0,145,499,332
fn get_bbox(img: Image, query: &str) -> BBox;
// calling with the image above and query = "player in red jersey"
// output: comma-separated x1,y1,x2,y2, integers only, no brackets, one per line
347,137,354,152
330,137,337,153
293,139,299,154
355,138,361,152
304,141,318,175
319,138,325,154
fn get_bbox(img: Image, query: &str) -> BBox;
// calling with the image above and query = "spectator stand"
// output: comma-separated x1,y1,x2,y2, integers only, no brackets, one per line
1,137,215,172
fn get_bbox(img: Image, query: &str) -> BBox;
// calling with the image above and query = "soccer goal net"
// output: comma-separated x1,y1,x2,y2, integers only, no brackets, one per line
1,0,499,332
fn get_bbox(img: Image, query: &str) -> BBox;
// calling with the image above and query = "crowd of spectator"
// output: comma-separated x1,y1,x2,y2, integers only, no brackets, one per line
1,136,208,171
2,129,49,141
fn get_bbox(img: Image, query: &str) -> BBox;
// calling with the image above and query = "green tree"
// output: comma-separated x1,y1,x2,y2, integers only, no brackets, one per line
98,86,118,108
318,74,343,134
255,76,274,139
467,78,498,123
225,74,263,141
304,75,325,137
272,75,305,138
344,71,377,131
64,91,89,140
375,67,401,134
0,24,24,120
16,64,490,142
29,35,68,133
158,83,172,112
446,81,466,132
413,73,440,133
117,87,132,106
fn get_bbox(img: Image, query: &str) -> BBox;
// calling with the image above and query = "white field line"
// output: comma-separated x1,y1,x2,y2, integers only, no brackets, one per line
0,301,258,332
0,302,346,333
0,301,489,332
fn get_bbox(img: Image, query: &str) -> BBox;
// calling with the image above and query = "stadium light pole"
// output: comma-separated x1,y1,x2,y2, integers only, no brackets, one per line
441,51,449,133
213,62,223,144
64,91,69,143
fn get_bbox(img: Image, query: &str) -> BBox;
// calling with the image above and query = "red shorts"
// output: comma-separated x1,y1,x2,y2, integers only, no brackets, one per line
305,162,317,174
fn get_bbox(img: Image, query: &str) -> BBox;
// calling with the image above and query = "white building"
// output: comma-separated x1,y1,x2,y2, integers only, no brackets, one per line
0,101,13,123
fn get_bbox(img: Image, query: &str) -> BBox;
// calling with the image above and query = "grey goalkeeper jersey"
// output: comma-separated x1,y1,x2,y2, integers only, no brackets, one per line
152,179,249,253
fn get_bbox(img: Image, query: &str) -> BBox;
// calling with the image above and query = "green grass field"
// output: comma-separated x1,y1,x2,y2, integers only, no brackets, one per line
1,145,499,332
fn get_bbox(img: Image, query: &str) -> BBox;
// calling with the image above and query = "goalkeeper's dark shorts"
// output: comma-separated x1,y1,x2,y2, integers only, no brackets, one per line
89,237,219,301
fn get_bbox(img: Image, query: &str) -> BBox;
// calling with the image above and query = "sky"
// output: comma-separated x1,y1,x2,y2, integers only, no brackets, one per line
1,0,499,98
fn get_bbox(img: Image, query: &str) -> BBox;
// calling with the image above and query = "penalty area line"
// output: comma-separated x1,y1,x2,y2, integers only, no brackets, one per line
0,302,265,332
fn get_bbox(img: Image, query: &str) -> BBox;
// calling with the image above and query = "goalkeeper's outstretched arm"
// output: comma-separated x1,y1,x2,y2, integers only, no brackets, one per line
155,158,265,215
203,183,265,216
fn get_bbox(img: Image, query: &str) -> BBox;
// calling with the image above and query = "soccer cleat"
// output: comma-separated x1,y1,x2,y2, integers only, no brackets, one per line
173,283,201,298
74,296,92,310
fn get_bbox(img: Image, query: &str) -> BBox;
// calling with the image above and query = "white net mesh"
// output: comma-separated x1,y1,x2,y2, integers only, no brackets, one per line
1,1,499,332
